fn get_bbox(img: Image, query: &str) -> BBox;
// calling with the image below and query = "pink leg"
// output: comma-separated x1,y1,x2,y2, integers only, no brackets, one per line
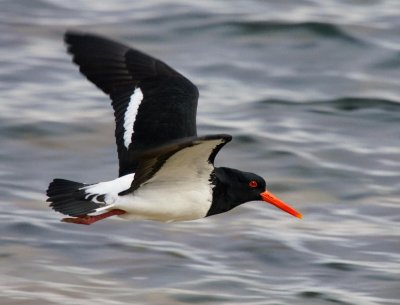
61,209,126,225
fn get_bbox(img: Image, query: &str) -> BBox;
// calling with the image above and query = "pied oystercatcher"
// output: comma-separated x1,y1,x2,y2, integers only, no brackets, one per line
46,32,302,225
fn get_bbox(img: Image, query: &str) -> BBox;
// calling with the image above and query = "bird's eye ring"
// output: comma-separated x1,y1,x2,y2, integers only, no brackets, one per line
248,180,258,188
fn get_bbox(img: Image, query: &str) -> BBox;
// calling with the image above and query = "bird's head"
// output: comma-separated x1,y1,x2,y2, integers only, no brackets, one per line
211,167,302,218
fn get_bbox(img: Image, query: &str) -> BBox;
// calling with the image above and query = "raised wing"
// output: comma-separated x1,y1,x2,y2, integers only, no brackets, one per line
120,134,232,195
64,32,199,176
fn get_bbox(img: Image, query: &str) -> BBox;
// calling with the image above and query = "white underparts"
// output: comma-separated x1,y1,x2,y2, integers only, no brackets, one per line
79,138,225,222
123,87,143,149
113,140,224,222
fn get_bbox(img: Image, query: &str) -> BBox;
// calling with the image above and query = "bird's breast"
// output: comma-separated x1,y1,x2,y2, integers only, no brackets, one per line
115,179,213,222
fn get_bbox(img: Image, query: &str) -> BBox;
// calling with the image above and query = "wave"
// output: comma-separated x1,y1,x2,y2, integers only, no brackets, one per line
258,97,400,111
225,20,363,44
322,97,400,111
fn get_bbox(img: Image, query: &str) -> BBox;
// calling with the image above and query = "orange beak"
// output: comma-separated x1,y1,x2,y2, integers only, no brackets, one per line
260,190,303,219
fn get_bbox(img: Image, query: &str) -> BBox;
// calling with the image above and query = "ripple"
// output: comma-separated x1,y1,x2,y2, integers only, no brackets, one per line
319,97,400,112
225,20,363,43
299,290,356,305
320,261,359,272
1,1,400,304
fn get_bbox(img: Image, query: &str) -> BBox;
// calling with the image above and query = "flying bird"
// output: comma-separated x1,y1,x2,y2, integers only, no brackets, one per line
46,32,302,225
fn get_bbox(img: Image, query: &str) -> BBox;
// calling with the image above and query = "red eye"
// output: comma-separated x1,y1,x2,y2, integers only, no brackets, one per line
249,180,258,188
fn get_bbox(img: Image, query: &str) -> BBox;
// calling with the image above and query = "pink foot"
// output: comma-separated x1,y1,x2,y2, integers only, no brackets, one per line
61,209,126,225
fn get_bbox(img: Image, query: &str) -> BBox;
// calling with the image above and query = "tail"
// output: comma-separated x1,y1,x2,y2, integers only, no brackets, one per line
46,179,104,217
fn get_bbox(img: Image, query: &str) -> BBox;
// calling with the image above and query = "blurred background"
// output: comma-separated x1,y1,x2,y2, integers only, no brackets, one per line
1,1,399,304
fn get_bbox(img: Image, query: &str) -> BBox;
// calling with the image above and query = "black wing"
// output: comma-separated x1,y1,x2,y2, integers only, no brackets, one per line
120,134,232,195
64,32,199,176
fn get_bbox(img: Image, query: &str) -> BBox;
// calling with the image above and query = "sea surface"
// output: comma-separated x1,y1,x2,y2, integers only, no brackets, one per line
1,1,400,304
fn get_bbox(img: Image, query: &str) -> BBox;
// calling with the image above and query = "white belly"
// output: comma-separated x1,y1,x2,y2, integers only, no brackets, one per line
114,180,213,222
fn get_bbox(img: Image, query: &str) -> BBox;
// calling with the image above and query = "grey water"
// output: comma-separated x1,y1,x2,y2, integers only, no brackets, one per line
1,1,400,304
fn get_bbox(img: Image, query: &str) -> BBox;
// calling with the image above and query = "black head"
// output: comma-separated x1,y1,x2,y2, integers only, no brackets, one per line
207,167,302,218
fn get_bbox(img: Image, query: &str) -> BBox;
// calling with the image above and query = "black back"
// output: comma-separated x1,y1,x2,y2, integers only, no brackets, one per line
64,32,199,176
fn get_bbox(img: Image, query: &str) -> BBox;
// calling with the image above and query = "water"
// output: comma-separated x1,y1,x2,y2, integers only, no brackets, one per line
1,1,400,304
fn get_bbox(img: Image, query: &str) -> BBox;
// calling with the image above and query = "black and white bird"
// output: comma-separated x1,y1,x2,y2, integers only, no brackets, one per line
46,32,302,225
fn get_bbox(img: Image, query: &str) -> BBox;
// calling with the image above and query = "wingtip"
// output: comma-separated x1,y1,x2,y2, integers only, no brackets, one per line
64,30,80,44
64,30,99,47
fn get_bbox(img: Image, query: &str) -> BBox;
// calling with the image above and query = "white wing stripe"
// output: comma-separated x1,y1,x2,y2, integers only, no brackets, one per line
82,173,135,204
123,87,143,149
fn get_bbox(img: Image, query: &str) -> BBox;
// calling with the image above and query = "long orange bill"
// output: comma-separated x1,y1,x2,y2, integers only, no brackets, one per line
260,190,303,219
